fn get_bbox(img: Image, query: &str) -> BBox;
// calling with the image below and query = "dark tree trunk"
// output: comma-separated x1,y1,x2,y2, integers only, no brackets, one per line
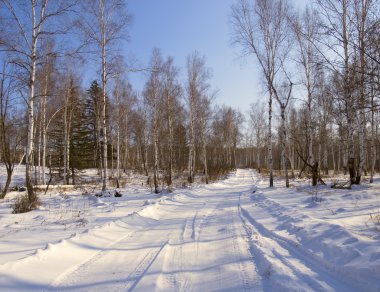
348,157,356,185
71,165,75,185
1,167,13,199
312,161,319,187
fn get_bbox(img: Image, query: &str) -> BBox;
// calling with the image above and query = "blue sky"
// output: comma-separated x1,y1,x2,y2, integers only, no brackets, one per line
126,0,262,111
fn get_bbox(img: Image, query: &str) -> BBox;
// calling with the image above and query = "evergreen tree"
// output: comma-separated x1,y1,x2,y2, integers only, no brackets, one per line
85,81,104,173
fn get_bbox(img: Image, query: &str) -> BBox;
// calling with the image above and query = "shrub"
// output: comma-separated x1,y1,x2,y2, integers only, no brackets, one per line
12,194,38,214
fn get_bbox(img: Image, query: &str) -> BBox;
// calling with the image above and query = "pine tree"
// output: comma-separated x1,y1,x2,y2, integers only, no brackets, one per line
85,81,104,174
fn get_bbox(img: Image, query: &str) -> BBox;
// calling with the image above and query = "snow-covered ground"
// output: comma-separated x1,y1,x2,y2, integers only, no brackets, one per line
0,169,379,291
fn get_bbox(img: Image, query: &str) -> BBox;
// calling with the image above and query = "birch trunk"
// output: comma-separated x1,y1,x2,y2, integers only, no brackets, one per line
167,102,174,188
338,143,341,173
188,99,195,183
201,117,209,184
41,64,48,185
355,0,371,183
124,113,128,173
370,89,376,183
101,0,108,191
63,88,69,185
111,142,114,177
26,43,37,204
116,120,120,179
324,136,328,175
332,140,336,175
115,84,121,179
97,114,102,176
256,145,260,172
153,104,160,193
37,100,42,185
0,65,14,198
268,92,273,187
342,0,356,185
357,112,365,183
280,107,289,188
117,118,120,179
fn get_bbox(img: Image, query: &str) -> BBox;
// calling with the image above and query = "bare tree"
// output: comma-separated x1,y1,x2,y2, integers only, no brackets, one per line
211,105,244,174
0,62,22,197
37,41,55,185
367,21,380,182
62,75,77,184
77,0,131,191
161,57,182,190
249,101,266,172
144,48,163,193
291,6,322,185
231,0,293,187
198,95,213,184
112,68,136,182
352,0,375,183
0,0,77,206
316,0,358,185
186,51,211,183
113,77,122,181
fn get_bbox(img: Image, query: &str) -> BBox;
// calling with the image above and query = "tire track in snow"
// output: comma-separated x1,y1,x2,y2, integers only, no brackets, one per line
228,207,262,292
48,230,138,290
118,240,168,292
191,198,261,291
238,192,369,292
158,241,191,292
158,201,223,291
45,170,261,291
156,213,194,292
48,200,178,291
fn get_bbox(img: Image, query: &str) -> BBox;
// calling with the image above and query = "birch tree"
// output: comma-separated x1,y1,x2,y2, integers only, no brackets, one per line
352,0,375,183
113,74,135,181
186,52,211,183
316,0,358,185
0,62,21,197
367,21,380,183
143,49,162,193
37,41,55,185
291,7,321,185
77,0,131,191
161,57,182,189
113,77,123,181
231,0,293,187
249,101,266,173
198,95,213,184
62,76,77,184
0,0,77,206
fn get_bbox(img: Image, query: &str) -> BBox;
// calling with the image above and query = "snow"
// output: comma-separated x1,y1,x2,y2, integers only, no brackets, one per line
0,169,379,291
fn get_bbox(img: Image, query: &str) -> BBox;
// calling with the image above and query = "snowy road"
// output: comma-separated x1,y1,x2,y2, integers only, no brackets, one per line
48,169,262,291
0,169,377,291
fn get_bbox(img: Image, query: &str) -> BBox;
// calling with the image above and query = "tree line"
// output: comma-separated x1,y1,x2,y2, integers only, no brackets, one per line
232,0,380,188
0,0,244,204
0,0,380,208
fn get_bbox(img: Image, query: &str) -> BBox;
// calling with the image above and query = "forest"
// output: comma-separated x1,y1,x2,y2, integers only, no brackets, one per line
0,0,379,211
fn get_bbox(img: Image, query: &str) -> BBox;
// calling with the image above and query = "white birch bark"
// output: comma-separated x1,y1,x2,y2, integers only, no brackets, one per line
100,0,108,191
231,0,292,187
354,0,371,184
63,87,69,184
41,61,48,185
124,111,128,173
37,98,42,184
116,89,121,179
268,93,273,187
25,3,38,203
370,87,376,183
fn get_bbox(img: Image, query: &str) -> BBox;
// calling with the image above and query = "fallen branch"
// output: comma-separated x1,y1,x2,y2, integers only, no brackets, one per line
331,180,351,189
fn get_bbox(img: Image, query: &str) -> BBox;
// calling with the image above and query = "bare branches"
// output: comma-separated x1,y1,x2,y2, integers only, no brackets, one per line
1,0,32,52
